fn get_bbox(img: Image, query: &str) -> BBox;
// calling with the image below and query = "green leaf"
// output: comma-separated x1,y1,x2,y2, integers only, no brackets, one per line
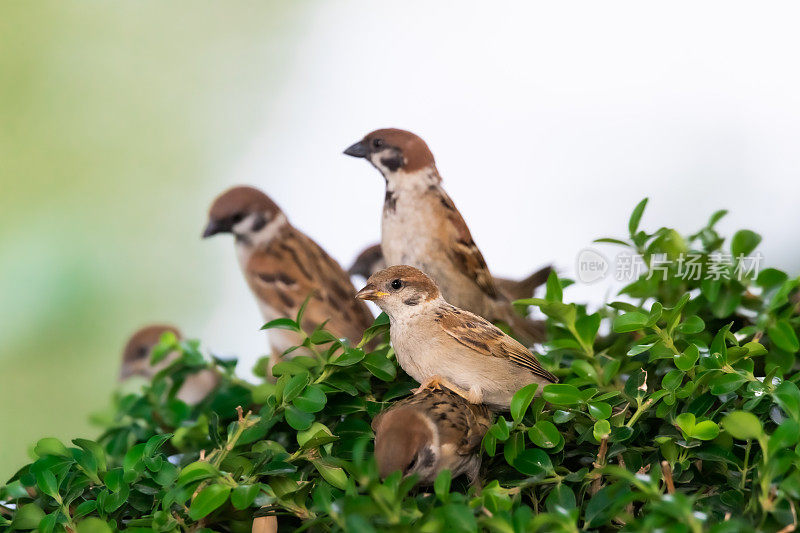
722,411,764,440
731,229,762,257
542,384,583,406
312,458,348,490
177,461,220,486
575,313,601,346
489,417,510,441
261,317,300,331
768,320,799,353
587,402,612,420
613,312,648,333
546,484,577,516
297,422,337,448
231,484,261,510
189,484,231,520
692,420,721,440
362,352,397,381
710,373,747,395
328,348,365,366
593,419,611,441
283,371,311,403
442,503,478,533
528,421,560,448
545,271,563,302
34,438,69,458
514,448,553,475
285,404,314,430
629,198,648,236
144,433,172,457
677,316,705,335
292,384,327,413
35,469,59,499
509,383,538,422
72,439,107,472
674,344,699,371
11,503,45,529
773,381,800,420
628,341,657,356
76,518,113,533
434,469,452,502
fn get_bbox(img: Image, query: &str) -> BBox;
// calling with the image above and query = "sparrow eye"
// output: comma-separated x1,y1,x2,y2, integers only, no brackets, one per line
372,138,384,149
136,346,149,360
390,279,403,291
231,213,245,224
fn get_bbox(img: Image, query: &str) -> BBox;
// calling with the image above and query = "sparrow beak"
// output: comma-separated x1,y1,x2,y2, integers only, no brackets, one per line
344,140,369,158
356,284,388,301
202,219,228,239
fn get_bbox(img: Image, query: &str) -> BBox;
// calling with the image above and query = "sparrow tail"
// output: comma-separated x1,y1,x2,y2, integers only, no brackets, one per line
495,265,553,300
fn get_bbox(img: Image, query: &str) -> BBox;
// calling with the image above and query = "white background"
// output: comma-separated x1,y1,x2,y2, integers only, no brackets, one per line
200,1,800,372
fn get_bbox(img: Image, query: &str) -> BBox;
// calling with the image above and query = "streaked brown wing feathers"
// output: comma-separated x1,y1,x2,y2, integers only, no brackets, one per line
437,305,557,383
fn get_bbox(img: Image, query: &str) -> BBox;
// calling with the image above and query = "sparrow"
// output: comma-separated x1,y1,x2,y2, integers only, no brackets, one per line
349,243,553,302
356,265,557,410
372,383,491,484
344,128,545,344
120,325,219,405
203,186,375,364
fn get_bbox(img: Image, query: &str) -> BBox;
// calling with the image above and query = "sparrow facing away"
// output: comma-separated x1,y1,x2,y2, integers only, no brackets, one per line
120,325,219,405
356,265,557,411
203,186,375,363
344,129,545,344
349,243,553,302
372,383,491,484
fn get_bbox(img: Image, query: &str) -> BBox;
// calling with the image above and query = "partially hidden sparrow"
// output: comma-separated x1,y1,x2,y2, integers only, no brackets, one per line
203,186,375,368
356,265,557,410
349,243,552,302
120,325,219,405
372,383,491,484
344,129,545,344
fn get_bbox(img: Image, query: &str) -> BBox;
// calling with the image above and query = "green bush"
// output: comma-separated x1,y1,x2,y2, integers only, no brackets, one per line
1,199,799,532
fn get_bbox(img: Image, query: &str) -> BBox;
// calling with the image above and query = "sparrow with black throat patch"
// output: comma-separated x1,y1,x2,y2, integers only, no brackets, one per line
356,265,557,411
372,383,491,485
120,325,219,405
349,243,553,302
203,186,375,370
344,129,545,344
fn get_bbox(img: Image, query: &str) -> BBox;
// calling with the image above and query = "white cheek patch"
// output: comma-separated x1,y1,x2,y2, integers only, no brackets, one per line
234,213,287,247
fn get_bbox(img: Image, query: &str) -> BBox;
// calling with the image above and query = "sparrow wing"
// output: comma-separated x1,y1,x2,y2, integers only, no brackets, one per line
246,227,374,342
435,305,558,383
435,190,499,299
420,388,490,455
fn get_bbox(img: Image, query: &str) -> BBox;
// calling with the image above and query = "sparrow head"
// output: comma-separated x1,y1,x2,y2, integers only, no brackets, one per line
356,265,441,315
344,128,435,177
203,186,285,245
373,408,439,481
348,243,385,280
120,324,181,380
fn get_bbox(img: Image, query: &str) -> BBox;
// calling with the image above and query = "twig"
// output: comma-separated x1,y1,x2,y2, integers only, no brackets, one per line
589,436,609,496
661,460,675,494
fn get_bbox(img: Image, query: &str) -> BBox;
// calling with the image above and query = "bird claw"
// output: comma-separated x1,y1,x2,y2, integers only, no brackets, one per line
413,376,446,394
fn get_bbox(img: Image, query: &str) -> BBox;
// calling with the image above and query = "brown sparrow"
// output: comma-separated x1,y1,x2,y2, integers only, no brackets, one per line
349,242,552,302
203,186,375,363
372,383,491,484
344,129,545,344
356,265,557,410
120,325,219,405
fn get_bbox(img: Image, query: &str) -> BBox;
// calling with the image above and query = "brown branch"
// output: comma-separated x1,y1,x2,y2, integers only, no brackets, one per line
661,460,675,494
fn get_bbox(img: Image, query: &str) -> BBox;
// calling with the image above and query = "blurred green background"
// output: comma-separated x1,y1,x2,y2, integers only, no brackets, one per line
0,1,306,479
